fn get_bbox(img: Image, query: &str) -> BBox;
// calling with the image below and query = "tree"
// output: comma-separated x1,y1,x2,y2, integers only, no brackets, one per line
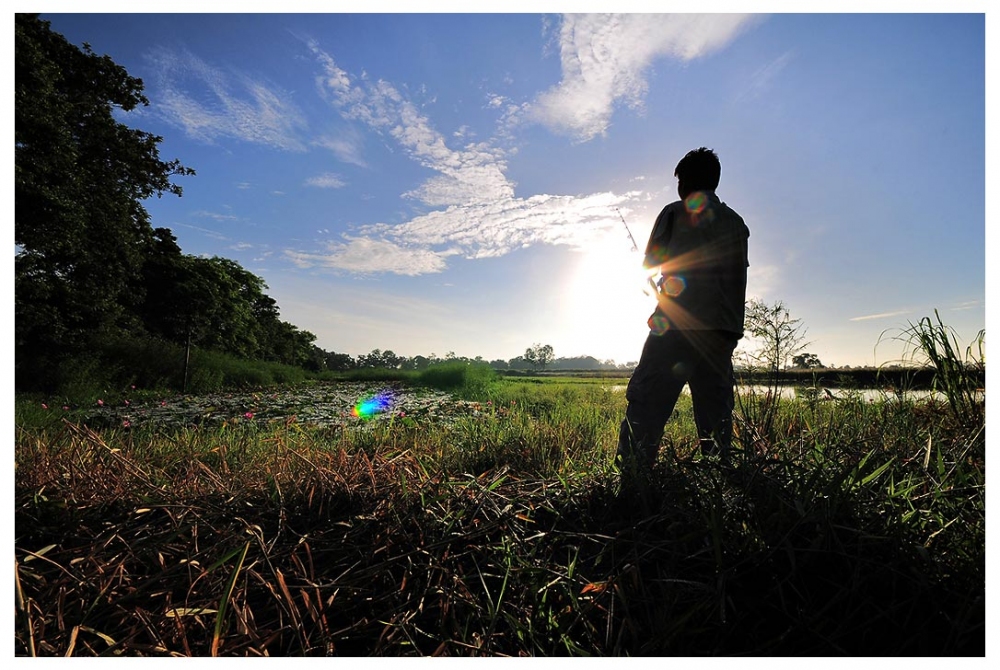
358,349,405,369
380,350,404,369
743,299,810,382
323,352,356,371
792,352,823,369
524,343,555,371
140,241,317,367
15,14,194,388
507,355,531,371
401,355,431,370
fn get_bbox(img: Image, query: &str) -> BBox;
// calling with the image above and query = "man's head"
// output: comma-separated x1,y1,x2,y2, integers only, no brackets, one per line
674,147,721,199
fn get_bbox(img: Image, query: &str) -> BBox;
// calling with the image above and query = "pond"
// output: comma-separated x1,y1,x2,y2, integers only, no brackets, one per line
66,381,982,431
78,382,489,430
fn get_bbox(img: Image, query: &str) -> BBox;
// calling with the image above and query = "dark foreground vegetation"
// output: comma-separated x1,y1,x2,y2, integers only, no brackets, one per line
15,347,985,656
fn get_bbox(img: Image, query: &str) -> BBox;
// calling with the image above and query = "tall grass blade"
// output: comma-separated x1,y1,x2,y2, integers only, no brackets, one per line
211,542,250,657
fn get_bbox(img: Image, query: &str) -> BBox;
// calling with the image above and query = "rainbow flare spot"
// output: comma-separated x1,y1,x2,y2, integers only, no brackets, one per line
683,191,715,225
645,243,670,268
684,191,707,215
351,391,393,419
661,275,687,297
648,312,671,335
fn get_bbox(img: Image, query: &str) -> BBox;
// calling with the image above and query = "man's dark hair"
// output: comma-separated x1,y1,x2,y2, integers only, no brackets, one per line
674,147,721,193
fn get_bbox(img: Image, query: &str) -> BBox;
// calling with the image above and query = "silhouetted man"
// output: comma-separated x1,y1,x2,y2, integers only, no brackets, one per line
618,147,749,472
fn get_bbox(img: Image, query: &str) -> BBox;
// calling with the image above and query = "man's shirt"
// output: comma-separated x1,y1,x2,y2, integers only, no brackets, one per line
643,190,749,336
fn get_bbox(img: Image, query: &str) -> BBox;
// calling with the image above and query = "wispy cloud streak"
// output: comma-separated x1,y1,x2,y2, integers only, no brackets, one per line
285,236,452,276
150,17,758,278
849,310,911,322
150,48,308,151
305,173,346,189
734,51,795,103
530,14,758,141
292,39,642,276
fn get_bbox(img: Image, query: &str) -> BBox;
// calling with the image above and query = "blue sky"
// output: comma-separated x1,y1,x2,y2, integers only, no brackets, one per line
28,6,988,367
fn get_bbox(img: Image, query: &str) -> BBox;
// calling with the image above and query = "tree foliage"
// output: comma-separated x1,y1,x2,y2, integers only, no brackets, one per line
524,343,555,371
15,14,194,385
15,15,318,392
743,299,810,381
792,352,823,369
16,19,192,289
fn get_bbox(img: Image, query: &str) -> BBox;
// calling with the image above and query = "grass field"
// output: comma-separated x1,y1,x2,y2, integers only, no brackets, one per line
15,362,985,656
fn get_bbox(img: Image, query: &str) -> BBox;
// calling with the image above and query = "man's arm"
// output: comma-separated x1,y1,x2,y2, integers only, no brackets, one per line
643,206,675,270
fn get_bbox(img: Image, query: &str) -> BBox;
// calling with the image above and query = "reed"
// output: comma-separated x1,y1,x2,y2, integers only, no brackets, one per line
891,309,985,428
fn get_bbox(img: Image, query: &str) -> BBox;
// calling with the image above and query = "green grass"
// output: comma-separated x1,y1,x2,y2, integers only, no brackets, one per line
14,335,985,656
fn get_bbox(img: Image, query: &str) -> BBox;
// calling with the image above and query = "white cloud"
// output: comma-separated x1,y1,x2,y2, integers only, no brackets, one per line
734,50,794,103
284,236,453,276
375,191,640,260
305,173,347,189
849,310,911,322
315,131,368,167
310,41,515,208
194,211,239,222
174,222,229,241
531,14,758,141
293,40,647,276
150,48,309,151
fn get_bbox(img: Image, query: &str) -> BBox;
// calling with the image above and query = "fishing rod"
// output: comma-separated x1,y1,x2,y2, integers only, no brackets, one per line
616,207,642,253
616,208,660,296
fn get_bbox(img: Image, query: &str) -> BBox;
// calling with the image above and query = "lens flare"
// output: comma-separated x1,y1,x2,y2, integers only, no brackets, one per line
661,275,687,297
648,312,671,335
645,243,670,267
684,191,707,215
351,391,393,419
684,191,715,225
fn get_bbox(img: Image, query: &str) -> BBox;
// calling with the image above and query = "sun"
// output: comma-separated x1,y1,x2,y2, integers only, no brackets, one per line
558,234,658,362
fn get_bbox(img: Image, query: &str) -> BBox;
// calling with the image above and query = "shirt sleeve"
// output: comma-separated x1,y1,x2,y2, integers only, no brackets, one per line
643,206,674,270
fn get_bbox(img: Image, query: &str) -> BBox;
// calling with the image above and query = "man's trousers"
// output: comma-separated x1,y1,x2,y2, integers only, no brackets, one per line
617,329,740,469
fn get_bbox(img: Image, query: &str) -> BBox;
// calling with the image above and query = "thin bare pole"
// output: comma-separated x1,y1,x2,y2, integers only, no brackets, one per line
616,208,659,294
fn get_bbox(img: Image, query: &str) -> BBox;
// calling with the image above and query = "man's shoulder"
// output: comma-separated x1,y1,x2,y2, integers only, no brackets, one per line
715,199,748,229
716,199,741,214
658,200,686,216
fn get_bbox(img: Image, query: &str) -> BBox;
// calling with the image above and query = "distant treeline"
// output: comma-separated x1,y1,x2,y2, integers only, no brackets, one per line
736,366,985,390
319,351,633,373
499,366,986,390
